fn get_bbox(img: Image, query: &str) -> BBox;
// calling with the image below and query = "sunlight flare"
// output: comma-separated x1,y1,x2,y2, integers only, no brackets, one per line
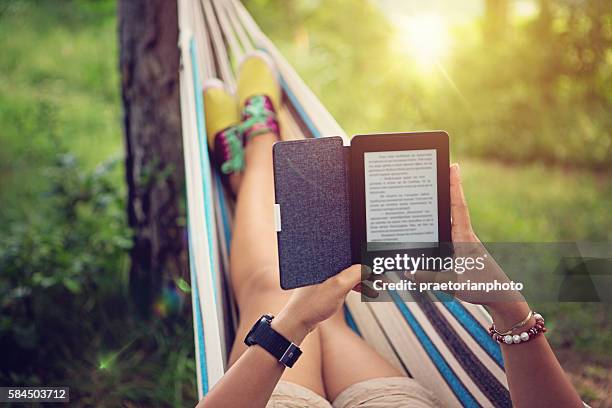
514,0,539,20
395,14,451,69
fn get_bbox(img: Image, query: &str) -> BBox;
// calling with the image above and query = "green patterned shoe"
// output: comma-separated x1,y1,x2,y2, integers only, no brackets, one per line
203,78,244,176
236,51,281,143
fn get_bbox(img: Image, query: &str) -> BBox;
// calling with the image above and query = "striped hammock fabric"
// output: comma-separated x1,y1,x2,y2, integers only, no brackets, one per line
177,0,512,406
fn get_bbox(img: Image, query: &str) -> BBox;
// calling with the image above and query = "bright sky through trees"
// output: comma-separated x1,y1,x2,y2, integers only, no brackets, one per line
378,0,541,70
394,13,451,69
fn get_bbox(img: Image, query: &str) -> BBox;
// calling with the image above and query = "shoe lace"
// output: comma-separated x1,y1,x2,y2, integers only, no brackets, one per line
239,95,277,136
219,126,245,174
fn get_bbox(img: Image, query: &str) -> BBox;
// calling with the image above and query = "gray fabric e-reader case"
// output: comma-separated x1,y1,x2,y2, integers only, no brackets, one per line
273,137,352,289
273,132,451,290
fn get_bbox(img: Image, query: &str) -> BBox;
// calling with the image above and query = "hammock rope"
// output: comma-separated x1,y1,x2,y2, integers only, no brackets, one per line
178,1,513,406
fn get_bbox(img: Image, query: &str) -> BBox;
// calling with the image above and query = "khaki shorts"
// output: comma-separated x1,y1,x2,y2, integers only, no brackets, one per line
266,377,439,408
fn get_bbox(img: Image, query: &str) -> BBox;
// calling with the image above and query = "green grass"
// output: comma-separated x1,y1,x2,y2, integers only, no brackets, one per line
461,159,611,242
0,0,122,222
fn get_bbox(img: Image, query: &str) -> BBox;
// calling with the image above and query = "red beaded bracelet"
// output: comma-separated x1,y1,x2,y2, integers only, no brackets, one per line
489,313,546,345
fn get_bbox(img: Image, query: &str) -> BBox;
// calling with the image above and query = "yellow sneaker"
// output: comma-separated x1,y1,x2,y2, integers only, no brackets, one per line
203,78,244,175
203,78,239,147
236,51,281,142
237,51,280,109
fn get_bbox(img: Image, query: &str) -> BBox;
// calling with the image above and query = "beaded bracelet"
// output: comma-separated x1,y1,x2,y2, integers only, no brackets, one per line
489,313,546,345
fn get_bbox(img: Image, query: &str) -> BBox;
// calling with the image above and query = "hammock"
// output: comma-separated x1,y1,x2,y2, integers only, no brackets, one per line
177,1,512,406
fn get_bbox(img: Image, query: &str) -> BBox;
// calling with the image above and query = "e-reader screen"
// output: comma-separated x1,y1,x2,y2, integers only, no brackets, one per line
364,149,439,251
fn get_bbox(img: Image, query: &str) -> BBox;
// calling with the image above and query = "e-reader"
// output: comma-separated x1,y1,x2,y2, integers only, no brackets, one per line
273,131,452,289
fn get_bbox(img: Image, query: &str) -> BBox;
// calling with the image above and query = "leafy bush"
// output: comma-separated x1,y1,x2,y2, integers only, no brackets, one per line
0,155,197,405
0,154,131,382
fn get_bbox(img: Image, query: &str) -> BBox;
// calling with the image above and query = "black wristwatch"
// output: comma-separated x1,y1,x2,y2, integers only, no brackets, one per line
244,314,302,368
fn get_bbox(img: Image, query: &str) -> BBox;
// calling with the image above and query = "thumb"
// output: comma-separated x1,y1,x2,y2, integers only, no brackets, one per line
328,264,365,293
450,163,472,234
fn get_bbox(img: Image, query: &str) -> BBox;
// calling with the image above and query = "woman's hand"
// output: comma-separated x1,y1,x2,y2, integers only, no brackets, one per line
401,165,582,408
408,164,523,307
448,163,479,244
274,265,365,340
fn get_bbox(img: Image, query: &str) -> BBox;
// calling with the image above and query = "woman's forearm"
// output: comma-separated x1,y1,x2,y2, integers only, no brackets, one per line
196,311,309,408
488,302,583,408
196,345,284,408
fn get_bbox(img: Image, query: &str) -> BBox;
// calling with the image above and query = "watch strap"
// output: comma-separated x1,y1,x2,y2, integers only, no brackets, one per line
248,317,302,367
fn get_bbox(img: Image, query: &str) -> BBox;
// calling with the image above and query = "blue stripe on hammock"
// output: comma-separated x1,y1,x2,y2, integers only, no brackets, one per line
434,292,504,369
190,38,223,393
343,304,361,336
414,292,511,407
389,290,480,408
190,39,219,305
188,234,209,394
215,174,232,249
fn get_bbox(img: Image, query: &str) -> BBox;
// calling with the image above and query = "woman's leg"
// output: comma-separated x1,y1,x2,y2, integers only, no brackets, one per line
318,309,404,401
226,132,326,397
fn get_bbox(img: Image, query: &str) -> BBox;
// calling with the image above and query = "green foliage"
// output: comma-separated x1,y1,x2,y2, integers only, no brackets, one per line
0,1,198,405
0,154,128,378
444,2,612,168
0,0,122,223
62,318,197,406
0,154,198,406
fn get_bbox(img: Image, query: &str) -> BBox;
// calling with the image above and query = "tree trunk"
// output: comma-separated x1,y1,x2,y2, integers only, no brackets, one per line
118,0,187,316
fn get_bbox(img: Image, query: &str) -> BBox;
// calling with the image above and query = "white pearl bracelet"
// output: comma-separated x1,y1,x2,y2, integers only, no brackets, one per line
489,313,546,345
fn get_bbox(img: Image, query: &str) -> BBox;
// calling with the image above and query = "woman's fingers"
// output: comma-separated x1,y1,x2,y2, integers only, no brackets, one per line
328,264,381,298
353,281,380,298
450,163,473,236
331,264,365,293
